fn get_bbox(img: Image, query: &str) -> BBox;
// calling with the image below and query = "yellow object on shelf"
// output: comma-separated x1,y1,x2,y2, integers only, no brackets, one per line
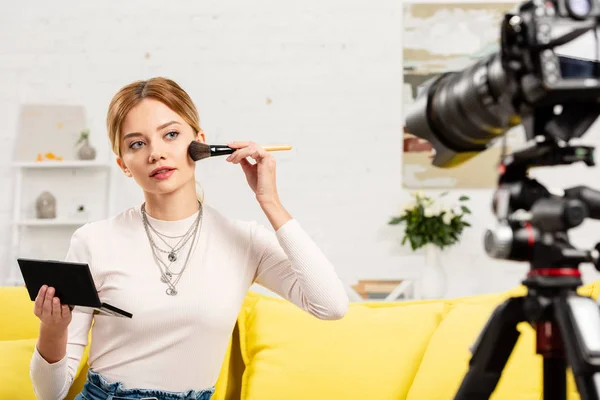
35,152,63,162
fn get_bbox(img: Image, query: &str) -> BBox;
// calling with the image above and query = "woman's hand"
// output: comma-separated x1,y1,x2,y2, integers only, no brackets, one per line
226,141,292,230
225,141,280,206
33,285,72,332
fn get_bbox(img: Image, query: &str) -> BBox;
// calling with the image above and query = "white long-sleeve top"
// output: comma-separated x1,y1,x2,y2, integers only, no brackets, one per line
29,203,349,399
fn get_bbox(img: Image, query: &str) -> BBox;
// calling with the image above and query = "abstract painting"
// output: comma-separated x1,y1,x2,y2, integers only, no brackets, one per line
402,1,524,189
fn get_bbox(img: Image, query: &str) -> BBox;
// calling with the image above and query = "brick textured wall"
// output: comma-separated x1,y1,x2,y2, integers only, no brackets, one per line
1,0,599,297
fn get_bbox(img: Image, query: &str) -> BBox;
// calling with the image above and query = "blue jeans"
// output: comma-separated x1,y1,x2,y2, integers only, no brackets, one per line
74,370,215,400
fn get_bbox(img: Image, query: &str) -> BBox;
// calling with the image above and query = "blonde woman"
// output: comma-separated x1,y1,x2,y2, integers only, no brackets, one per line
29,77,349,400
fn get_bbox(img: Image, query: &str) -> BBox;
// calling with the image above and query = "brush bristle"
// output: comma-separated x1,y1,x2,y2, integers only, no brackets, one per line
188,141,211,161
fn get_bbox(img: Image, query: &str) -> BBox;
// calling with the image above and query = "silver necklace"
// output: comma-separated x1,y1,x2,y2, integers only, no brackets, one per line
141,202,203,295
146,218,197,262
143,204,202,295
141,202,199,263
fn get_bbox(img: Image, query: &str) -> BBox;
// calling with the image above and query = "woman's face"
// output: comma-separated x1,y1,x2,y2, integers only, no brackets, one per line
117,98,205,195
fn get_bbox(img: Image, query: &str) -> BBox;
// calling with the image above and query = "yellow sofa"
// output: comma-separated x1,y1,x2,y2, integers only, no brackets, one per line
2,282,599,400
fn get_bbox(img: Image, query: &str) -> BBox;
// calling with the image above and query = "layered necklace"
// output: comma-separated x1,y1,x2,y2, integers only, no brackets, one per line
140,201,203,296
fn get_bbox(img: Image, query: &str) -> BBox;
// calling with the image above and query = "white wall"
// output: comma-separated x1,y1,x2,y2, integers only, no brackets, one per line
1,0,599,297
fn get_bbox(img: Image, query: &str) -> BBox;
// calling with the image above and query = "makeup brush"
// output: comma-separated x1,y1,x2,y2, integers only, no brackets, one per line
188,141,293,162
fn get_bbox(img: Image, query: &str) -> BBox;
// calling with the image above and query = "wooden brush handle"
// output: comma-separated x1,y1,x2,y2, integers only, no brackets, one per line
209,144,292,157
264,145,292,152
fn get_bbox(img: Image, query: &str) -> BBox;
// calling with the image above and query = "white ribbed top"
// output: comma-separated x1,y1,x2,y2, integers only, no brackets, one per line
29,203,349,399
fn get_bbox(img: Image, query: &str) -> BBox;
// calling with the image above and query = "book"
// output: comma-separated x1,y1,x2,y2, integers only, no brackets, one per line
351,280,404,300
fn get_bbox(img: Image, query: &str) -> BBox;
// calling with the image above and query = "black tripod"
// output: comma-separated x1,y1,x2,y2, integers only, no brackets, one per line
454,270,600,400
453,120,600,400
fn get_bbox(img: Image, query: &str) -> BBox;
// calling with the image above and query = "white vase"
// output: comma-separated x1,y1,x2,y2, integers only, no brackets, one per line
419,243,447,299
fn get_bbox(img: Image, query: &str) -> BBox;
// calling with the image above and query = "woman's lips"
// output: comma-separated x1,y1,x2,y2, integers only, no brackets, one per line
151,169,175,180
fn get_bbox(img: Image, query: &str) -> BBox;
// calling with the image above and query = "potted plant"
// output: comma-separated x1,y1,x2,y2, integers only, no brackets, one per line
388,191,471,298
76,128,96,160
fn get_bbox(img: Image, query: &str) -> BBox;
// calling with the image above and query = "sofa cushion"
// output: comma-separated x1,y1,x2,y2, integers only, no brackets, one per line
237,294,445,400
0,286,40,340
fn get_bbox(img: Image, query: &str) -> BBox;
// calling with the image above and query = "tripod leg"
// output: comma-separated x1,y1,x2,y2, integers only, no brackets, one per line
535,319,567,400
454,296,525,400
553,294,600,400
543,356,567,400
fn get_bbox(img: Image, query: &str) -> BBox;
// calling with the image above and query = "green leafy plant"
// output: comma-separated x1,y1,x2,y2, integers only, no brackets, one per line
388,191,471,251
76,129,90,146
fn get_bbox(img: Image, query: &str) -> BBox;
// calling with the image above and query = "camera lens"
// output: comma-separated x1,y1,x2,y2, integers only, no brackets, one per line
405,53,518,167
567,0,591,18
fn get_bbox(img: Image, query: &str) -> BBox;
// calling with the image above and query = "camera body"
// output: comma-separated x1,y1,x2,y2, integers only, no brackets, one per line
517,0,600,104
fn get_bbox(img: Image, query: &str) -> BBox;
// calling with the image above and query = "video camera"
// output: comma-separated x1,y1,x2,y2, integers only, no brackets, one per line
404,0,600,398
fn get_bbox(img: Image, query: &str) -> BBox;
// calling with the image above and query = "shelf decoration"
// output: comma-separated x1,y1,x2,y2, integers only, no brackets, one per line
76,129,97,160
35,191,56,219
351,280,405,300
35,152,64,162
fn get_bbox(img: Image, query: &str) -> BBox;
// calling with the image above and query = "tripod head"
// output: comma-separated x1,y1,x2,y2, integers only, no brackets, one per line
484,107,600,284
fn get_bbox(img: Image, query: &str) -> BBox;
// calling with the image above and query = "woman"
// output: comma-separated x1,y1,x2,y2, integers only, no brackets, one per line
29,77,349,400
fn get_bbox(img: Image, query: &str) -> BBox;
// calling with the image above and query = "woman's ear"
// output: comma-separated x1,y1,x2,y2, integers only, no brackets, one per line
196,128,206,144
116,157,132,177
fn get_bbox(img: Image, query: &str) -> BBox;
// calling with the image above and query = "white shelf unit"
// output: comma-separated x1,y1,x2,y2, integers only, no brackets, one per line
13,219,93,226
7,160,114,285
12,160,111,169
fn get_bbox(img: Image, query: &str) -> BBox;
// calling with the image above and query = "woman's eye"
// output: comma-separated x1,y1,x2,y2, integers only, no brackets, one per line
165,131,179,140
129,141,144,149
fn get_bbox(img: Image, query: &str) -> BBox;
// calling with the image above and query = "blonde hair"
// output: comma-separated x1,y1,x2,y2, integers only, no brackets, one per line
106,77,204,202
